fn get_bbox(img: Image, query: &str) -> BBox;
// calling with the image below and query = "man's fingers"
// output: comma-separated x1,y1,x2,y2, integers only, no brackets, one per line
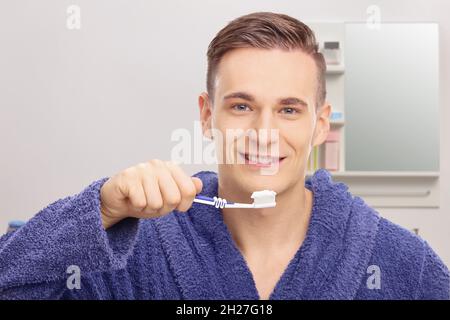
157,164,182,214
141,173,163,216
100,159,203,227
166,162,198,212
127,182,147,213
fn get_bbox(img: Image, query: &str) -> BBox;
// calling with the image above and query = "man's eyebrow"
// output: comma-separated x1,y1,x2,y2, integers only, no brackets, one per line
223,91,308,108
279,97,308,107
223,92,255,102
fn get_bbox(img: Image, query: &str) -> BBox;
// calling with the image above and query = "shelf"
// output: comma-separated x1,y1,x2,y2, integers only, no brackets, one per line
307,171,440,178
330,120,345,126
312,170,441,208
325,64,345,74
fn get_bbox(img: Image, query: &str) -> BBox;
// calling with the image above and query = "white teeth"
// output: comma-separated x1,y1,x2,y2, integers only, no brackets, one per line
259,157,272,164
248,155,277,164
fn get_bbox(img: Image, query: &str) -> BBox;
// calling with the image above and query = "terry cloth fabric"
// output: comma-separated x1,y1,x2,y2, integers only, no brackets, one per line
0,169,449,299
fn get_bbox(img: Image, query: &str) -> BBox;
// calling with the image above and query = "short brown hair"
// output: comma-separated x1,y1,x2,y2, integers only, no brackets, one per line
206,12,326,109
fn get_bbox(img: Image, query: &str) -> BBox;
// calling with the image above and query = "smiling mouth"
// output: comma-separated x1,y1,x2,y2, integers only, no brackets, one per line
239,153,287,166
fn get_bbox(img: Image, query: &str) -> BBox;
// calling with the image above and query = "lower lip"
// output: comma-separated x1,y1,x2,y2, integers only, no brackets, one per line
240,154,286,168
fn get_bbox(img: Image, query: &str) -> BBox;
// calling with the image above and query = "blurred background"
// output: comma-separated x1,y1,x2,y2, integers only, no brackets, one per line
1,0,449,266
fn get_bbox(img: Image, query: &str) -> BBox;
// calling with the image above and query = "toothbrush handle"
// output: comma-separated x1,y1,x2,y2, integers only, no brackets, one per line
194,195,216,202
193,195,275,209
193,195,234,207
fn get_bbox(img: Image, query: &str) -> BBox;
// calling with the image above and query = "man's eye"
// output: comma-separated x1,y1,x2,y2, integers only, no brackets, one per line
232,104,251,112
280,107,300,115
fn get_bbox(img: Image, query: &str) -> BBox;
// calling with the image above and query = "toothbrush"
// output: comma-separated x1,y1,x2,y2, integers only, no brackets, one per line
193,190,277,209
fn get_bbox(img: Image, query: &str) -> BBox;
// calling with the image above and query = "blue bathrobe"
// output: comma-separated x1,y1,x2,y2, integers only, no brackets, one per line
0,169,448,299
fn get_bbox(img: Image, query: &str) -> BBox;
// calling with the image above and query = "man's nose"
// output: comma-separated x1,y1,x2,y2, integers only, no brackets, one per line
249,109,280,149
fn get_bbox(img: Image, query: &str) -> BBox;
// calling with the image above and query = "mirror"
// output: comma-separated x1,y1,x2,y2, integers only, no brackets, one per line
344,23,439,172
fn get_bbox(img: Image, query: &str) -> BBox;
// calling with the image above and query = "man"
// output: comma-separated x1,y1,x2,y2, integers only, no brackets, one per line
0,12,448,300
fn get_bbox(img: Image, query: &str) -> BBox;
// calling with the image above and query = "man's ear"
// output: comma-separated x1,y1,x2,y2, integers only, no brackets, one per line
198,92,213,140
312,103,332,147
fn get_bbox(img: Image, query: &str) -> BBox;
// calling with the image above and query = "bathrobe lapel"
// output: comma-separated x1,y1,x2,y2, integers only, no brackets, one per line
269,169,381,299
152,205,226,299
151,170,257,299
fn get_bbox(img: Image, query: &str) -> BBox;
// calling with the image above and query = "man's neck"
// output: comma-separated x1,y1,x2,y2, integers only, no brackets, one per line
218,178,313,255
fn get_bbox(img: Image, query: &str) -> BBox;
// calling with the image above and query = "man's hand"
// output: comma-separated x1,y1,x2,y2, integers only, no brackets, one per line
100,160,203,229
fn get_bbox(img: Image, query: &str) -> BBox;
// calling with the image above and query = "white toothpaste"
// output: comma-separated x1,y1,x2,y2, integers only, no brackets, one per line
250,190,277,208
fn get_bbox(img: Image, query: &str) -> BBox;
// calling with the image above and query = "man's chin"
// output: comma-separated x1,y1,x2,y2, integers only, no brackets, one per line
235,172,284,193
219,164,288,192
236,164,283,179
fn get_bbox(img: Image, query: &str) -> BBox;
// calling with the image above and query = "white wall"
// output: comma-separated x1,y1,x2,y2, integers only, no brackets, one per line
1,0,449,265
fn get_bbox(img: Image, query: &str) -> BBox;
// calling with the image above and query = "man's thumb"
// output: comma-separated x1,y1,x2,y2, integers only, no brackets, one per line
191,177,203,194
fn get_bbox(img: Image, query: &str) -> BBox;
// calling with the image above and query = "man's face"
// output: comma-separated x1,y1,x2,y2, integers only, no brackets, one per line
200,48,330,195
